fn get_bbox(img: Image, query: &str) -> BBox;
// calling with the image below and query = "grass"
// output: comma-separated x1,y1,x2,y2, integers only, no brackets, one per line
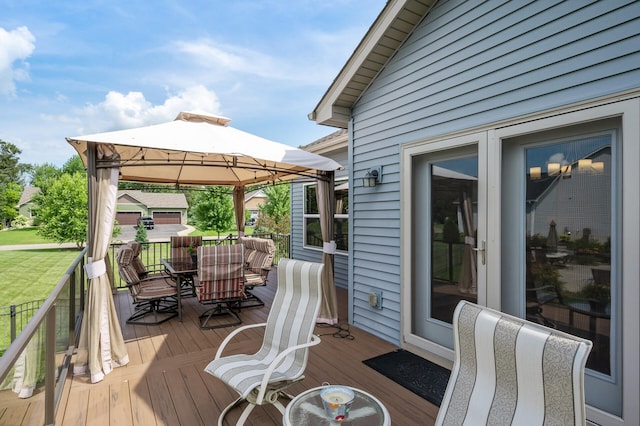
0,248,82,306
0,227,53,245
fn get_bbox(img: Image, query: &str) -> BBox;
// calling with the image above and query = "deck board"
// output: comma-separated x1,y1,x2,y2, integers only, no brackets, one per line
4,268,440,425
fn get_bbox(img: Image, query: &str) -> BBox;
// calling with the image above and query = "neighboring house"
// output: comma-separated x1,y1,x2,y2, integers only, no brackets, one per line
17,187,40,223
18,188,189,226
293,129,349,287
116,190,188,225
244,189,267,222
309,1,640,424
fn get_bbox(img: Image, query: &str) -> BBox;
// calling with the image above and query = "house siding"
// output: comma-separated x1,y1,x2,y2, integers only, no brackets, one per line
291,150,349,289
349,0,640,344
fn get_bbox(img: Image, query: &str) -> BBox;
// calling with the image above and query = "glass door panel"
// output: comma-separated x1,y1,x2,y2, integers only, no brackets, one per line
524,134,612,375
412,148,479,349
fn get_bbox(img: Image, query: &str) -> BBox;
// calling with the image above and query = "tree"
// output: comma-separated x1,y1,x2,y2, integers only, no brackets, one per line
0,140,27,187
257,183,290,234
191,187,234,237
134,223,148,243
62,155,86,176
33,173,87,248
29,163,61,189
0,182,22,228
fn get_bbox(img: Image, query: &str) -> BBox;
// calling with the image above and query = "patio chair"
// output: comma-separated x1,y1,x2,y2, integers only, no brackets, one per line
435,300,592,426
116,243,178,325
237,236,276,308
170,235,202,263
194,244,246,329
204,258,323,426
169,235,203,296
526,249,564,328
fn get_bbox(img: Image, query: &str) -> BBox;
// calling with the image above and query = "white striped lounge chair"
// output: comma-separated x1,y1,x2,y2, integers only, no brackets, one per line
204,258,323,426
436,301,593,426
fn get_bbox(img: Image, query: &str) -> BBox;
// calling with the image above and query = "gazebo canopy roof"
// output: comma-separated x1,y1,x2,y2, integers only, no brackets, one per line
67,111,342,186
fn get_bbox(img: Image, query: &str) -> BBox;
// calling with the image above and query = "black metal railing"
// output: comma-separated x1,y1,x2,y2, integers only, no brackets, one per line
0,233,289,424
0,248,86,425
108,234,290,289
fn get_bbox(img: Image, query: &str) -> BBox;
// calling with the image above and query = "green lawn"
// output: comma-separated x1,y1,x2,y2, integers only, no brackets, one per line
0,227,53,245
0,248,82,306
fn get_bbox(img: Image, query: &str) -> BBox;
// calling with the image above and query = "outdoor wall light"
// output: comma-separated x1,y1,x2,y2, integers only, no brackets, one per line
363,166,381,187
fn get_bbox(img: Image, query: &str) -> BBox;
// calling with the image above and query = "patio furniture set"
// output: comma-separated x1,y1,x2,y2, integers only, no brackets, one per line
116,236,592,425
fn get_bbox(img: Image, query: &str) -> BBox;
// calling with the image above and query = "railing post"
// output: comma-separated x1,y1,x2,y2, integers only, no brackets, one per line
69,268,76,345
45,304,56,426
10,305,16,343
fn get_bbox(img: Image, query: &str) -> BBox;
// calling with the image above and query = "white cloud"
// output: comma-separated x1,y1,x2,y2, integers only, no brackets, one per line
0,26,36,96
76,85,222,133
173,39,284,80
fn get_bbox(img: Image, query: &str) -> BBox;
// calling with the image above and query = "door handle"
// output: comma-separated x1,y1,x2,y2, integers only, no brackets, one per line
472,240,486,265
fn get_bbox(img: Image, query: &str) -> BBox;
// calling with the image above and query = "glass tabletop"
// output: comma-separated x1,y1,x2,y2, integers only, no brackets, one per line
283,386,390,426
161,257,197,274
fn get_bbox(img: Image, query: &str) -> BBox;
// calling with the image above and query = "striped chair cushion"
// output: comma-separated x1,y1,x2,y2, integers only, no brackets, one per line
196,245,245,301
237,237,256,265
170,235,202,262
116,246,140,285
128,241,147,275
436,301,592,426
204,258,323,398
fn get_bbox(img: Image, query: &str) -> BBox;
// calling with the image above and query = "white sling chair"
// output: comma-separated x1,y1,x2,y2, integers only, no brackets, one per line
436,300,593,426
204,258,323,426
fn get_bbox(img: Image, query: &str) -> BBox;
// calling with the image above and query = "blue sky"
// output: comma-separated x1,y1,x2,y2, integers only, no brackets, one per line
0,0,385,168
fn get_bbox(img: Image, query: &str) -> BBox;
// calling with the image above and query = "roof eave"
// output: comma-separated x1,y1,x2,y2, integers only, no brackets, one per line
309,0,433,128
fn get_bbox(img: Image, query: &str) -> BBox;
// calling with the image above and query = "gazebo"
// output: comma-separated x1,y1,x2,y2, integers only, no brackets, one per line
67,111,342,383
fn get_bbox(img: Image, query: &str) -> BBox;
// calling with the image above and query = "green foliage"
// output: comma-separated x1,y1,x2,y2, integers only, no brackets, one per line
135,223,148,243
191,187,234,237
0,140,27,187
29,163,61,188
257,183,290,234
33,173,87,247
580,283,610,303
62,156,86,176
0,181,22,227
10,215,30,228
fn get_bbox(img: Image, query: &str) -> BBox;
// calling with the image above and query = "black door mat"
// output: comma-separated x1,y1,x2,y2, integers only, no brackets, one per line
363,349,450,406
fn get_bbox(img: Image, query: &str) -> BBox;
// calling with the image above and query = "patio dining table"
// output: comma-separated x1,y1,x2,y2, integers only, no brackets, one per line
161,257,197,321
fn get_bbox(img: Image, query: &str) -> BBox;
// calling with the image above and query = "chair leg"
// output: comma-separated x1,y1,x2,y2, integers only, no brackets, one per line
239,289,265,308
199,303,241,329
217,396,246,426
127,299,177,325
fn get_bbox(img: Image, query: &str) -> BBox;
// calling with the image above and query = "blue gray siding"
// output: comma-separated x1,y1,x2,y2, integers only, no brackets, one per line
349,0,640,344
291,149,349,288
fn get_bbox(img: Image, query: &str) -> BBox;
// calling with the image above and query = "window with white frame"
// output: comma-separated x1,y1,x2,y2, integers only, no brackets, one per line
303,179,348,253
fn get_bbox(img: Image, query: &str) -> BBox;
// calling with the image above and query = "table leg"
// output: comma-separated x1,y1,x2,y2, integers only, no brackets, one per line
177,275,182,321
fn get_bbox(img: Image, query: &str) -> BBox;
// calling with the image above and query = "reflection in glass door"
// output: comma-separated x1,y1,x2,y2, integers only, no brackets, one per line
430,158,478,323
515,127,620,415
411,149,479,349
525,134,612,374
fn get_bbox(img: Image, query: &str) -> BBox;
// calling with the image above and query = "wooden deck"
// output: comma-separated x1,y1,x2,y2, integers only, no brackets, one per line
2,269,440,425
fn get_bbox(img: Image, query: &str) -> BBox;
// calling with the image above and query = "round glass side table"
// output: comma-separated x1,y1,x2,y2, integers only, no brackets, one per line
283,386,391,426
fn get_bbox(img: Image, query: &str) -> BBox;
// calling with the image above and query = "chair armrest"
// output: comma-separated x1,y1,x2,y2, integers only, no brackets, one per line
255,334,321,404
214,322,268,360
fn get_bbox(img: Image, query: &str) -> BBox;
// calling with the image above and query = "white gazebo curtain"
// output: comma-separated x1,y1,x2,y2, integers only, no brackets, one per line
73,144,129,383
316,171,338,324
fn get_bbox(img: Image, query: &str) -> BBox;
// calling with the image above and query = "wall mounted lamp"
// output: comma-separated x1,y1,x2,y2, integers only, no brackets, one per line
363,166,381,187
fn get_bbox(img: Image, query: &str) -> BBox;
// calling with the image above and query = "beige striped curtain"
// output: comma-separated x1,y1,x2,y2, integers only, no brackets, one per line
316,171,338,324
233,185,245,237
73,143,129,383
